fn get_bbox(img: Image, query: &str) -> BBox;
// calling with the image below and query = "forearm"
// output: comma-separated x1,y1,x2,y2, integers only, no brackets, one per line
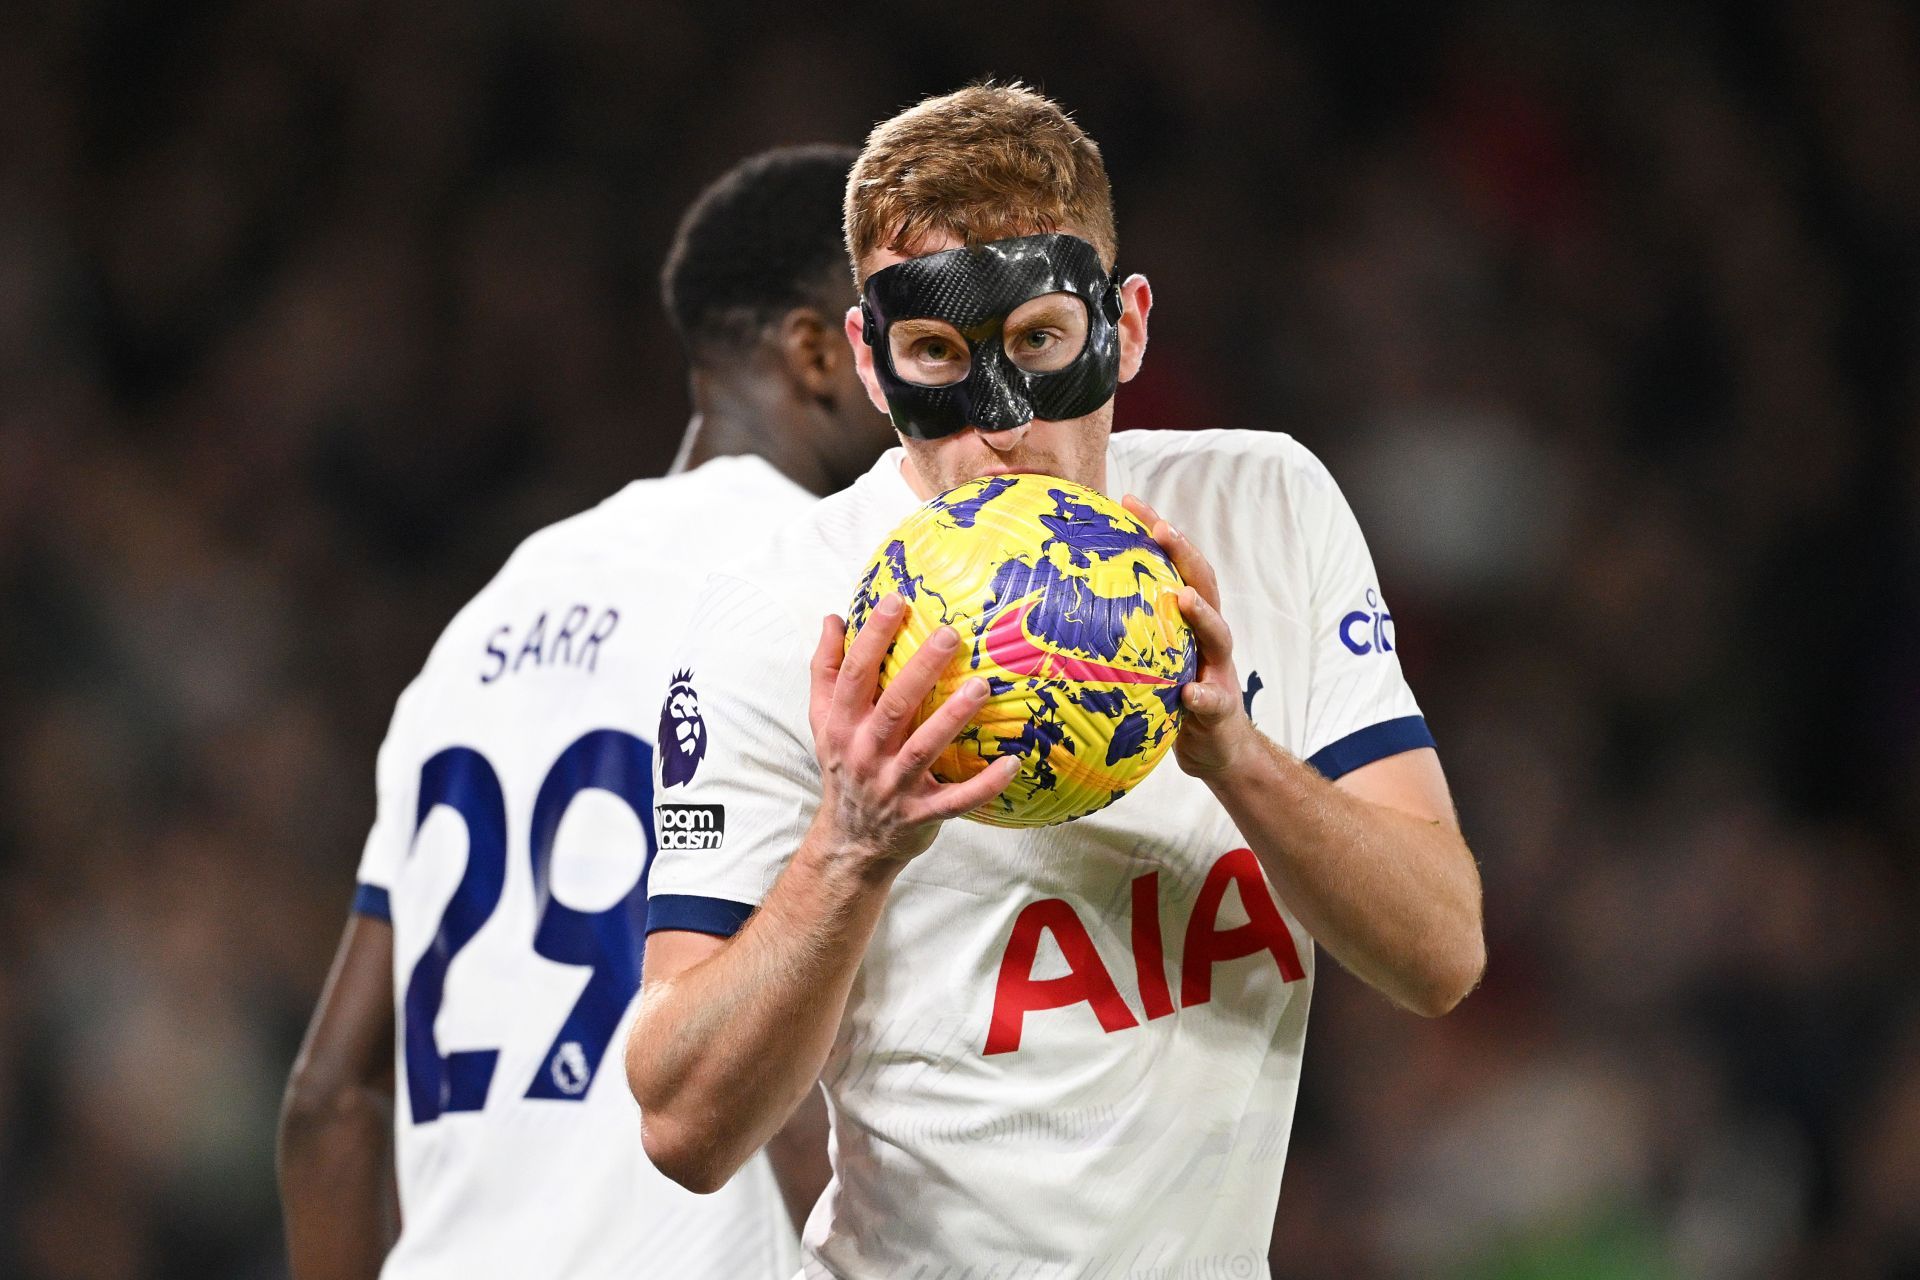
277,1081,396,1280
1207,735,1483,1015
629,600,1014,1189
627,827,894,1190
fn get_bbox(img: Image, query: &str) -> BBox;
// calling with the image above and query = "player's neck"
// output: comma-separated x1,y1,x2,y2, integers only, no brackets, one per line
675,369,838,497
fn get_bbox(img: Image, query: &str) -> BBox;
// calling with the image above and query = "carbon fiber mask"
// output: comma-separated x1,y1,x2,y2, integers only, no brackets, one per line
860,233,1123,440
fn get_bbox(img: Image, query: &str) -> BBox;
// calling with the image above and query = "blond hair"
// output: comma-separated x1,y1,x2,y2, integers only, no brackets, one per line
845,82,1117,280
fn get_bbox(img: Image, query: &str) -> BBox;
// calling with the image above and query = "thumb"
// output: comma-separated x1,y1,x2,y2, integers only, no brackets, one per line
1180,679,1235,723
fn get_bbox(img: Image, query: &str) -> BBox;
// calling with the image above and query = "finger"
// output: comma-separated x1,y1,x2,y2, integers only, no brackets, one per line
868,625,961,750
1121,493,1163,530
808,615,846,744
831,593,908,726
917,753,1022,822
1124,494,1223,613
895,675,992,779
1154,521,1222,612
1175,585,1233,669
1168,586,1239,727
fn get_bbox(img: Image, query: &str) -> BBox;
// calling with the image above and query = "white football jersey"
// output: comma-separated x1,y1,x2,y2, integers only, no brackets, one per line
648,430,1433,1277
353,456,810,1280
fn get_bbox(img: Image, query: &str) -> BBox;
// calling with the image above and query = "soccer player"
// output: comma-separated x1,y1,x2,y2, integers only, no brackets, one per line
276,145,896,1280
626,86,1486,1273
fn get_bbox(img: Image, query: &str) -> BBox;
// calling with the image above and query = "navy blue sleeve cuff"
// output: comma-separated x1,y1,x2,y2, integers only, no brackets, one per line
647,894,757,939
352,883,392,921
1306,715,1436,781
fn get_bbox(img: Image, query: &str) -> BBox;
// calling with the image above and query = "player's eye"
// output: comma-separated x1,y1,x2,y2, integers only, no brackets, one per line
889,320,971,388
1004,293,1088,374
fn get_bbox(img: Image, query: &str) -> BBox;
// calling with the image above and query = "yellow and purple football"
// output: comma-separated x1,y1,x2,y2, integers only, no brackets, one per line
845,474,1196,828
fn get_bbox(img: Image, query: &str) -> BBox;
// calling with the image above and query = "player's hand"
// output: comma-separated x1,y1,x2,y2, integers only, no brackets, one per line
1123,495,1261,780
806,594,1020,872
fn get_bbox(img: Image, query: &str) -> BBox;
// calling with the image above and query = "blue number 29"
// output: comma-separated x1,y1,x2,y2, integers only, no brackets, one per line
402,729,654,1124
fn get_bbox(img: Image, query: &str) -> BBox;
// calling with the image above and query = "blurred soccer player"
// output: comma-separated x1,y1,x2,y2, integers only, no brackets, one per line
276,145,892,1280
626,87,1486,1273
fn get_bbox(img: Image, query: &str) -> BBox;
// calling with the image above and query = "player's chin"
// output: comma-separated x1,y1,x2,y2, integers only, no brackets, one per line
971,438,1102,487
937,448,1061,488
972,454,1068,481
909,422,1103,492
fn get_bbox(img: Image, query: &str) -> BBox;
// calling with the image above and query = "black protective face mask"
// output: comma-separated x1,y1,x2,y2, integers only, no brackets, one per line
860,233,1123,440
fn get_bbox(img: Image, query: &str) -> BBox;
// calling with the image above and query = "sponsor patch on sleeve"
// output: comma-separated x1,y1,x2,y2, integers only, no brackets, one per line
655,804,725,850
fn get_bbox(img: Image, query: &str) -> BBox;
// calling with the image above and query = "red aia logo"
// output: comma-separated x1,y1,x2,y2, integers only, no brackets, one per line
984,848,1305,1055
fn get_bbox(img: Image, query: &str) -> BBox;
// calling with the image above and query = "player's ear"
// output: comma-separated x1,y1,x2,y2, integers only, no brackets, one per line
844,305,891,416
1116,274,1152,384
779,307,841,401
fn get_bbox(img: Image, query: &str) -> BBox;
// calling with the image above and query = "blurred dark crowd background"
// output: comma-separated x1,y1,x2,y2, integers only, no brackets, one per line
3,0,1917,1276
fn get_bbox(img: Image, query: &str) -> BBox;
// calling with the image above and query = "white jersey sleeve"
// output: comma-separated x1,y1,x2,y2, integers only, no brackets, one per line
350,679,424,922
1288,440,1435,778
644,573,818,938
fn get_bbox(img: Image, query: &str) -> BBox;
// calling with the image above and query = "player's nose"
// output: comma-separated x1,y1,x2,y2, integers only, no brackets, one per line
977,422,1030,452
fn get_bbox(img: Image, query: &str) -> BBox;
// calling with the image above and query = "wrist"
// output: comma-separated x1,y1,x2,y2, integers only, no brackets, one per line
1182,713,1265,782
1192,720,1276,792
799,809,907,893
